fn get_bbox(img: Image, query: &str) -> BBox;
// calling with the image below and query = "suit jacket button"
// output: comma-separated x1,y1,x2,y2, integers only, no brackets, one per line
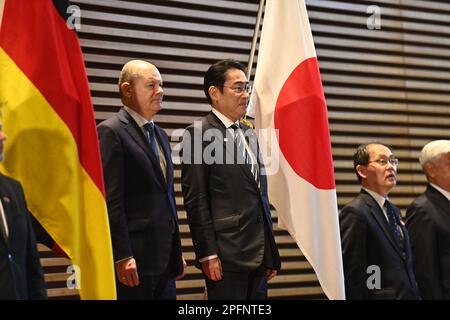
8,254,12,262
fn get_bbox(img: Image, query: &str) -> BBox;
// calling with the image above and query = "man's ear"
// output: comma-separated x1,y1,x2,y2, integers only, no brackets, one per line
356,164,367,180
208,86,219,102
425,162,436,179
120,82,131,98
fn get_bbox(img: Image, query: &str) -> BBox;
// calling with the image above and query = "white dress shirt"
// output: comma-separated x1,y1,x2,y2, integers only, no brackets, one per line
363,188,391,223
123,106,166,180
212,108,239,129
430,183,450,202
363,187,404,238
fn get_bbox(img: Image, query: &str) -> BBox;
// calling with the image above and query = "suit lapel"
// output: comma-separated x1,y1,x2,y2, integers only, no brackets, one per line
0,177,12,246
119,109,167,189
362,191,404,258
206,112,234,163
155,125,172,186
427,184,450,215
154,125,179,220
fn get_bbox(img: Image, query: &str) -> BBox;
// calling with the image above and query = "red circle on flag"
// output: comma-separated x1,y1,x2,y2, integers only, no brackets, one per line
274,58,335,190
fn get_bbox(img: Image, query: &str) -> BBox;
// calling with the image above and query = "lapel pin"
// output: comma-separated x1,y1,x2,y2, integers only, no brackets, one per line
3,196,10,204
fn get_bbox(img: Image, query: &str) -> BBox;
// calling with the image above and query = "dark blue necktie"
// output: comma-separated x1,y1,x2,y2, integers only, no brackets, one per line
384,200,402,243
144,122,160,161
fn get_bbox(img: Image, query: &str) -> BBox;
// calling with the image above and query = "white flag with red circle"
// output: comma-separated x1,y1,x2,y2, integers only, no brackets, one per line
248,0,345,300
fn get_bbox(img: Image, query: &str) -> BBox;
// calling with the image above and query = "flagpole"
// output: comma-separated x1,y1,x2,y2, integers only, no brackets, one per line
247,0,265,81
242,0,265,126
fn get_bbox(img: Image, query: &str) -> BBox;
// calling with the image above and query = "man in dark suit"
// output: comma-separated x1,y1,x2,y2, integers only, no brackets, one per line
181,59,281,300
339,143,419,300
97,60,186,300
0,126,47,300
406,140,450,299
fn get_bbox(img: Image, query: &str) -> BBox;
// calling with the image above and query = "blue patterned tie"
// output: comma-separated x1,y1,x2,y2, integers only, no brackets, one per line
384,200,402,243
144,122,160,161
230,124,259,186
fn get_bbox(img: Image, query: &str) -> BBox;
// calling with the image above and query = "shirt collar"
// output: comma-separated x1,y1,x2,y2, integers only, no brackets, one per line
212,108,239,129
430,183,450,201
123,105,153,128
363,187,389,210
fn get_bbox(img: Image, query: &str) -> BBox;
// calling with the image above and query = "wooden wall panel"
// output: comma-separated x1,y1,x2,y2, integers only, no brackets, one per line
308,0,450,212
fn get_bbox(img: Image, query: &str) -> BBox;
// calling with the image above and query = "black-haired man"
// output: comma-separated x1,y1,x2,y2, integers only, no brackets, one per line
181,59,280,300
340,142,419,300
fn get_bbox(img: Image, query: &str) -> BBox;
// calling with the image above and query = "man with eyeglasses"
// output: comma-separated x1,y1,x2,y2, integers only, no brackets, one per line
339,143,420,300
181,59,280,300
406,140,450,299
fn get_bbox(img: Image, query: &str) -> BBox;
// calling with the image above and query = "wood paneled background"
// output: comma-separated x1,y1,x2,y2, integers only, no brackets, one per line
40,0,450,299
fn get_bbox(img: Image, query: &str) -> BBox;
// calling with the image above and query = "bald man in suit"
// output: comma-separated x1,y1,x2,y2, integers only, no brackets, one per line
98,60,186,300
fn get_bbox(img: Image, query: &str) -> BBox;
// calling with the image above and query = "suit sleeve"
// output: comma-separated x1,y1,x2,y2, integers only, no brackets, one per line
98,124,133,262
25,213,48,299
14,182,47,299
340,206,369,299
406,204,443,299
181,126,218,260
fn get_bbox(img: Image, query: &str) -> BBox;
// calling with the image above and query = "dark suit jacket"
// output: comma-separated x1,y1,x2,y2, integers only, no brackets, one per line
0,174,47,300
181,112,280,272
406,184,450,299
340,189,419,300
97,108,183,277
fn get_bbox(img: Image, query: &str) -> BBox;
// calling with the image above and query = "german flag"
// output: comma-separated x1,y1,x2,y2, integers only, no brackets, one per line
0,1,116,299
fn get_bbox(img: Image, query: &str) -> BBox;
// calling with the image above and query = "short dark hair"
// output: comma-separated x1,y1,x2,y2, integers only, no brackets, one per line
203,59,247,104
353,142,393,182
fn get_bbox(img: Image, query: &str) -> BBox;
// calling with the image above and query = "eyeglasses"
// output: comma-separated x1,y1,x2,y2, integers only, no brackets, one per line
221,84,252,94
368,158,399,167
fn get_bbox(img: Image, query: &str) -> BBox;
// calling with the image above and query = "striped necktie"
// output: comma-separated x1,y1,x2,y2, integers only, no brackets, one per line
230,124,259,186
0,199,8,242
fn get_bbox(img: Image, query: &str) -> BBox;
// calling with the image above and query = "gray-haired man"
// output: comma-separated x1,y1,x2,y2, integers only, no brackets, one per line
406,140,450,299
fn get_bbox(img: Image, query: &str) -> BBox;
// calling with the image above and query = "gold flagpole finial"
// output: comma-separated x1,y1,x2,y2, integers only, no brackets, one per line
240,113,254,129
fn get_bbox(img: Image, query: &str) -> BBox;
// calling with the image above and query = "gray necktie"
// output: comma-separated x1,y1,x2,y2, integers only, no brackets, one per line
231,124,259,186
0,199,8,241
